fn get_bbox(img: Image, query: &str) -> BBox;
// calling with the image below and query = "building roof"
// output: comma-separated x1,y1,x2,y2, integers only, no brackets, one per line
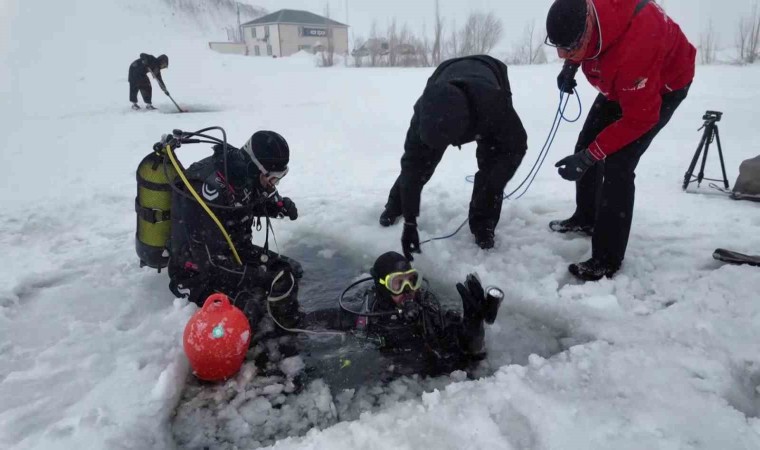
241,9,348,28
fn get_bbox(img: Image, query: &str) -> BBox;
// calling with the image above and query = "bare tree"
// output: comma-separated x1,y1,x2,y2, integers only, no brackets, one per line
387,18,399,67
369,20,381,67
352,35,365,67
445,19,460,58
699,21,718,65
506,21,547,65
445,11,503,58
737,2,760,64
318,2,335,67
432,0,444,65
749,3,760,63
465,12,503,54
417,24,432,67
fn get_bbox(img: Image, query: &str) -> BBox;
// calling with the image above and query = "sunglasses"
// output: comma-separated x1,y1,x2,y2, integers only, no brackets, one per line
544,34,584,52
379,269,422,295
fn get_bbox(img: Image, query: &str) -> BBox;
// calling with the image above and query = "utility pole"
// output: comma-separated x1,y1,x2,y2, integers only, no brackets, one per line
236,2,242,42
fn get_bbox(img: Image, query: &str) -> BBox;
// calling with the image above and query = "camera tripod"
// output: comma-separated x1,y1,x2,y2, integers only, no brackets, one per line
682,110,729,191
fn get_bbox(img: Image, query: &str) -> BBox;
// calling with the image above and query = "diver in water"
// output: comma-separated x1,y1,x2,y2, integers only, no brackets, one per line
303,251,504,375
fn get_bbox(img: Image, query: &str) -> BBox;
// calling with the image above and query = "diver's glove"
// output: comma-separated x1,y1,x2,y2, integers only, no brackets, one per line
456,273,485,322
280,197,298,220
557,61,579,94
401,221,421,261
266,197,298,220
555,148,598,181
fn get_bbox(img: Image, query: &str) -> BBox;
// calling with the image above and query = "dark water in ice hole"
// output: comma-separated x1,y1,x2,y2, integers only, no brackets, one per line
171,243,579,449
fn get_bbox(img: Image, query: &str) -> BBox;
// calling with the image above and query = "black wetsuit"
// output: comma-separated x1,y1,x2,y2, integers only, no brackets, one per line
384,55,528,234
128,53,165,104
305,286,485,375
167,144,302,324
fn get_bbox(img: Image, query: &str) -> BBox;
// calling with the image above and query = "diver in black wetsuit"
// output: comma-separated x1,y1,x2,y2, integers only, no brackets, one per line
303,251,503,375
167,130,303,329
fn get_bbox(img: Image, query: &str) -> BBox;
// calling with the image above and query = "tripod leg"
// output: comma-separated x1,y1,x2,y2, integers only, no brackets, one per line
683,129,709,190
713,126,729,189
697,125,713,186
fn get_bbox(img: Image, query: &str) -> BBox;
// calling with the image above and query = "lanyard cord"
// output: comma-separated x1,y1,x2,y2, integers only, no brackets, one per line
420,86,583,246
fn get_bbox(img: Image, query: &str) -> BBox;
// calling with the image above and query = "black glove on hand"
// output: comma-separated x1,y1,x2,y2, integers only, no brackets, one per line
280,197,298,220
456,273,485,322
401,222,421,261
557,61,580,94
555,148,598,181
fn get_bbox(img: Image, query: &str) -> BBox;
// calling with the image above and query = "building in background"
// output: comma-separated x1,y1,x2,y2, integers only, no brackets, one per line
239,9,348,58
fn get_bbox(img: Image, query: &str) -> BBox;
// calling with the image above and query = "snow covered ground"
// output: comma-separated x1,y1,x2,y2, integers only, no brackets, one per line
2,0,760,449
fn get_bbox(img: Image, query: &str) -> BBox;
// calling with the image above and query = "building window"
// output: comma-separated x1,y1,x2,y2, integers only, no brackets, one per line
250,27,256,38
266,44,272,56
264,25,270,37
254,46,260,56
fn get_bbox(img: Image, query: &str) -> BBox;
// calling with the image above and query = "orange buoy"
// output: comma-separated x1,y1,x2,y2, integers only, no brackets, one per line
183,293,251,381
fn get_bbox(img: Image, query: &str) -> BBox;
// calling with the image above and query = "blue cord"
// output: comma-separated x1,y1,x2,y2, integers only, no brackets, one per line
420,86,583,246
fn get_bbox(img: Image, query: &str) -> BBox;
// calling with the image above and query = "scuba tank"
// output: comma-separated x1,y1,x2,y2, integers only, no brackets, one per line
135,149,177,271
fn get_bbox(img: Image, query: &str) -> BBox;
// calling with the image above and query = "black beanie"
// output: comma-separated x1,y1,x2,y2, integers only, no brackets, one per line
546,0,588,48
418,82,471,149
371,251,412,292
242,130,289,172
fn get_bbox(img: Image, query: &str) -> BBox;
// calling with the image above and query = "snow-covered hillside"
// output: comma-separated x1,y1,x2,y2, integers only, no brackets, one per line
2,0,760,449
159,0,266,35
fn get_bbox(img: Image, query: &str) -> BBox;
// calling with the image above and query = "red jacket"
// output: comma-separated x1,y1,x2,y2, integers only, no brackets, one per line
580,0,696,159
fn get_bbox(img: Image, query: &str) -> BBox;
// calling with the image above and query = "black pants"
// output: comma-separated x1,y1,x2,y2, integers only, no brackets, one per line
385,142,522,233
129,80,152,104
572,86,689,264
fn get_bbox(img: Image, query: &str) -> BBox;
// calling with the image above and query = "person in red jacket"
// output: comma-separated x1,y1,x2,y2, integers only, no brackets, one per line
545,0,695,281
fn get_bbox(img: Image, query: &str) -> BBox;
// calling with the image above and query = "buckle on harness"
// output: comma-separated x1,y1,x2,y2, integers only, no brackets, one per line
135,198,170,224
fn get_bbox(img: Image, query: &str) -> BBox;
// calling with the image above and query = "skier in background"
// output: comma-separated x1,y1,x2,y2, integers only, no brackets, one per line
128,53,169,110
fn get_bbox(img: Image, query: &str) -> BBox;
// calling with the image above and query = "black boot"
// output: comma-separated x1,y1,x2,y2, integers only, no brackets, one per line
549,215,594,235
473,227,495,250
379,208,401,227
568,257,620,281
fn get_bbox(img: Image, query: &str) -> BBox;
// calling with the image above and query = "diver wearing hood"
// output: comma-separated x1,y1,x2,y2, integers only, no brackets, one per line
128,53,169,110
378,55,528,253
168,131,303,329
305,251,503,374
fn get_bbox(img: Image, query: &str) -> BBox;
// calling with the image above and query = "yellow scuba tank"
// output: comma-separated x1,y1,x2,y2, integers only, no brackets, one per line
135,151,177,271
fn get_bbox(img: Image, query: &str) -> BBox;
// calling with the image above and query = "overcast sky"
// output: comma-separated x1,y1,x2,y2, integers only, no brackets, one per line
250,0,758,54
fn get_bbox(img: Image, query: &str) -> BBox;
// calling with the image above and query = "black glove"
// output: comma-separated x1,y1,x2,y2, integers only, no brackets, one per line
557,61,580,94
280,197,298,220
401,222,421,261
456,273,485,322
555,148,598,181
